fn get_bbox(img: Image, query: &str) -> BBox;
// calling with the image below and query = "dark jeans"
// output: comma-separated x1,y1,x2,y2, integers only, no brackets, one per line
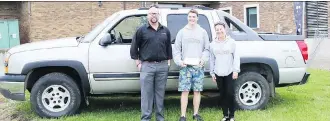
215,73,236,118
140,61,169,121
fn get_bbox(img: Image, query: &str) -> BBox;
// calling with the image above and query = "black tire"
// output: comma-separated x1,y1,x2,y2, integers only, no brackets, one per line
234,72,270,110
30,72,81,118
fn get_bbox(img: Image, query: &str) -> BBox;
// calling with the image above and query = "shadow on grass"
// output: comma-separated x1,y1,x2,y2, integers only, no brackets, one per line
82,93,222,113
265,91,299,110
13,90,298,120
82,92,293,113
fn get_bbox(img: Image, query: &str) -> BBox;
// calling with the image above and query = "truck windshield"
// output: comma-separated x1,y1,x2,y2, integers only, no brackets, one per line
82,12,120,43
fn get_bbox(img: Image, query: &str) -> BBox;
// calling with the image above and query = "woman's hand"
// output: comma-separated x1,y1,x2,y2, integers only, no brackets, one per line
212,75,217,83
233,72,238,80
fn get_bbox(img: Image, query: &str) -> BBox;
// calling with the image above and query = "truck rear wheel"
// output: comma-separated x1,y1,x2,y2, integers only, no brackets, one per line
30,72,81,118
234,72,270,110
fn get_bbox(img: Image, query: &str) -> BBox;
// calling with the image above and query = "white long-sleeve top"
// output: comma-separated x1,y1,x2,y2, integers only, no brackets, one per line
209,36,240,77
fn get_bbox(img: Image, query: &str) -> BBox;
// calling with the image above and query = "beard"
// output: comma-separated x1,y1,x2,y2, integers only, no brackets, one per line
150,17,158,23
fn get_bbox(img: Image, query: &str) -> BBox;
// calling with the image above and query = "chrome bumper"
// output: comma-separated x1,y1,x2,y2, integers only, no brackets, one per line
0,75,25,101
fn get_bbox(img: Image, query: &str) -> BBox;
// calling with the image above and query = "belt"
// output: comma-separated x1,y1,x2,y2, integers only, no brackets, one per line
145,60,165,63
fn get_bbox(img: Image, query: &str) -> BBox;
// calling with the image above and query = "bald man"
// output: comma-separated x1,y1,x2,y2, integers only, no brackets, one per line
130,5,172,121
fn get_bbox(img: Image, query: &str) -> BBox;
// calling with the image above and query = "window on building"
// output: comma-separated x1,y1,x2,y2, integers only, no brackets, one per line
110,15,147,44
167,14,212,43
223,9,230,13
245,5,259,28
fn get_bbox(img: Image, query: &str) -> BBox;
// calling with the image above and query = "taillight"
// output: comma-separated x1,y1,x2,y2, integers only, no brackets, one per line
296,40,308,63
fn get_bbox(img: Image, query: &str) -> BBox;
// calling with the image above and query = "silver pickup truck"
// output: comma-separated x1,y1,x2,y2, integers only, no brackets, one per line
0,6,310,118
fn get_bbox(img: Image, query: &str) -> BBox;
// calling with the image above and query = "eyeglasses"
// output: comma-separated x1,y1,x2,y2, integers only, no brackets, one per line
148,13,158,16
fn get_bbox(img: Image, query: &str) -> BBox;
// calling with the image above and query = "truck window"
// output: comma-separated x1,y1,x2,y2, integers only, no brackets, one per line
222,16,247,41
224,16,245,33
110,15,147,44
167,14,212,43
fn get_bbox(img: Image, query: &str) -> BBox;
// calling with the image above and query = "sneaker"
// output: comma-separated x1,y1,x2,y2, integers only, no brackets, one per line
221,116,229,121
193,114,204,121
179,116,186,121
229,118,235,121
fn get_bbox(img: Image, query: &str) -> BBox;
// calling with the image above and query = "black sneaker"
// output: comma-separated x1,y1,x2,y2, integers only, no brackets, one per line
193,114,203,121
179,116,186,121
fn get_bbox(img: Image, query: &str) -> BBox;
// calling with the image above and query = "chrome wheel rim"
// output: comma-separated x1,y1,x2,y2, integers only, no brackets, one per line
238,81,262,106
41,85,71,112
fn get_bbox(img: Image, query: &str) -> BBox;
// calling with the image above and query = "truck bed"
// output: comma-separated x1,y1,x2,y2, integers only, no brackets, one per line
259,34,304,41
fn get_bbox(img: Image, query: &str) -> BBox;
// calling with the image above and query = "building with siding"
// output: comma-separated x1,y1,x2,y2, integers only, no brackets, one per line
218,1,329,38
0,1,328,49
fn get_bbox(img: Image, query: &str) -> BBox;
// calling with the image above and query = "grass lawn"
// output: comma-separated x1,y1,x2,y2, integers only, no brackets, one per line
5,69,330,121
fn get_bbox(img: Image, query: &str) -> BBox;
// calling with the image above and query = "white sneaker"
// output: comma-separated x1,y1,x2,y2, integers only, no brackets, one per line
221,116,229,121
229,118,235,121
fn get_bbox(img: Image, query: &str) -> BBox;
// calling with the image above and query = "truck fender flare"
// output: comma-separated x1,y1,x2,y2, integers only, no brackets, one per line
240,57,279,85
22,60,90,97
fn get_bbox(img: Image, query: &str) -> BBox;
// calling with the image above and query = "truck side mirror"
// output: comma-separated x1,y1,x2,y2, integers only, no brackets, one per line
99,33,113,46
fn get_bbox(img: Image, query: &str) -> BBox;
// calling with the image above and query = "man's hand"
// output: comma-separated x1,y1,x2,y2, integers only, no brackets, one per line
168,60,171,71
199,60,204,67
135,60,142,71
181,62,187,68
233,72,238,80
137,63,142,71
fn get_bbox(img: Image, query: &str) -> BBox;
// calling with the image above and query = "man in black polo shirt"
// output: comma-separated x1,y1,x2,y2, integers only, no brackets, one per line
130,5,172,121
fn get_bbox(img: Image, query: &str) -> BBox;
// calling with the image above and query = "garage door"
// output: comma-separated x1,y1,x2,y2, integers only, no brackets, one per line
0,19,20,49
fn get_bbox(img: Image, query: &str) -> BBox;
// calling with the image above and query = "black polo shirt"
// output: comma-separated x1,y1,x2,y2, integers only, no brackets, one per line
130,23,173,61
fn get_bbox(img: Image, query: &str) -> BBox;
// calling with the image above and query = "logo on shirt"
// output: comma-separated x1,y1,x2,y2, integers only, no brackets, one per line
161,33,167,35
187,38,201,43
214,48,231,55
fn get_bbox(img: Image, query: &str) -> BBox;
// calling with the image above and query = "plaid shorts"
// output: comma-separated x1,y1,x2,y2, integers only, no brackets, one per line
178,66,204,92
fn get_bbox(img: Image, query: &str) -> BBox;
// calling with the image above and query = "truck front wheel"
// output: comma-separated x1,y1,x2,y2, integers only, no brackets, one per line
30,72,81,118
234,72,270,110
